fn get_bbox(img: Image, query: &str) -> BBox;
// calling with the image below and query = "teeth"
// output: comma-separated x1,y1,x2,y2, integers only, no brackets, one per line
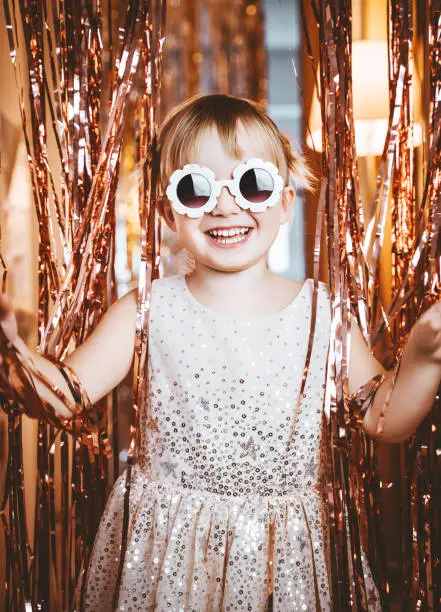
218,235,246,244
208,227,249,237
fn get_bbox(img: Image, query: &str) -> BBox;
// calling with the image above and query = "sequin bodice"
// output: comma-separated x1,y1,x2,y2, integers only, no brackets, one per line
140,275,330,498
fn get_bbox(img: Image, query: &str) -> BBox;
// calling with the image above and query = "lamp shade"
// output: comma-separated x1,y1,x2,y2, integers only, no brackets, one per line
306,40,422,157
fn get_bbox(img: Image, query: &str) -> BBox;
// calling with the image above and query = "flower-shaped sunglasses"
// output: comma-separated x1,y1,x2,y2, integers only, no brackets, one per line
165,158,285,218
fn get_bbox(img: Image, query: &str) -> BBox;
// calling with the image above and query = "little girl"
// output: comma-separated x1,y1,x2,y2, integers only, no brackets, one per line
3,93,441,611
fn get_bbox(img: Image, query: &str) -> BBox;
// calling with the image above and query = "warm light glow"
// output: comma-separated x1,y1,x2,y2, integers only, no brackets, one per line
306,40,423,157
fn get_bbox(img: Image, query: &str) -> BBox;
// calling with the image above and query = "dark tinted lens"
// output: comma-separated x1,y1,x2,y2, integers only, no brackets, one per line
176,173,211,208
239,168,274,203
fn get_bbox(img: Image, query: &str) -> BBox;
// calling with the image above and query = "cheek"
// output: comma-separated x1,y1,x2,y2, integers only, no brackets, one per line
174,217,203,240
256,205,284,233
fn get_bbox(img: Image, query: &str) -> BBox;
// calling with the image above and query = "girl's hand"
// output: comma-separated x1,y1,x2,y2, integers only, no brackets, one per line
408,300,441,363
0,293,18,345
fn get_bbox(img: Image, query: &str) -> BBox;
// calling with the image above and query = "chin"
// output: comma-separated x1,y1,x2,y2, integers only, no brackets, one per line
209,263,251,273
183,240,269,273
204,255,265,273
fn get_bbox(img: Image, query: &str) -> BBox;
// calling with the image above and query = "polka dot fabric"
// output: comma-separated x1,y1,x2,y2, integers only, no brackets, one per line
82,275,381,611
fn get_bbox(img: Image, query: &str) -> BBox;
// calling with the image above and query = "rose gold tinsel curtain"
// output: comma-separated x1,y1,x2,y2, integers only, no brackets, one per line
0,1,165,608
302,0,441,609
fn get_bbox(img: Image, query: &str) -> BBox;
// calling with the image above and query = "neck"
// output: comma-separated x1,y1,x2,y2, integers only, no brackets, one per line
186,258,275,312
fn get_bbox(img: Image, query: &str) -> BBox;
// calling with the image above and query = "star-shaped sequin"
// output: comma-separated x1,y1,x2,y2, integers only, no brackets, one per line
304,456,316,479
160,460,178,477
239,436,260,461
199,397,210,411
297,535,308,552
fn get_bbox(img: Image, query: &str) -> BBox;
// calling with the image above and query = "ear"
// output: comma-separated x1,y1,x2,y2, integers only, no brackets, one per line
280,186,296,225
156,196,177,232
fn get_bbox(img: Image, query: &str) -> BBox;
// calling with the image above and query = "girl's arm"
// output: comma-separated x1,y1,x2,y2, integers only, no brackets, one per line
349,302,441,443
0,289,138,418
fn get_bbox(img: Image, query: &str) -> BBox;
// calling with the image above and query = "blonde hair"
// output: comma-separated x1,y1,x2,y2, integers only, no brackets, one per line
157,93,314,196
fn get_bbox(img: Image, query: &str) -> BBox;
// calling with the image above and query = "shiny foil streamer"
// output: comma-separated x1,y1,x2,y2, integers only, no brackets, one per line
306,0,390,608
368,1,441,608
112,1,166,606
305,0,441,609
398,3,441,609
316,3,376,608
0,0,160,609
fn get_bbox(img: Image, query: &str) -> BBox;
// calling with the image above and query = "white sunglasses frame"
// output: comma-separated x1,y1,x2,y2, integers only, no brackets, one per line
165,157,285,219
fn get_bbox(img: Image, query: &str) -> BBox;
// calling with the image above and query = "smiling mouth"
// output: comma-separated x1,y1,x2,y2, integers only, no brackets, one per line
205,227,252,245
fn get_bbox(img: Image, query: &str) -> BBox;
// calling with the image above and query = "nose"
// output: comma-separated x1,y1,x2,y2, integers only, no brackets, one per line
211,185,241,216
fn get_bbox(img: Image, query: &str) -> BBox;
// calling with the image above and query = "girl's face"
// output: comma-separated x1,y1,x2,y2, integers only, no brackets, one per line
159,122,295,274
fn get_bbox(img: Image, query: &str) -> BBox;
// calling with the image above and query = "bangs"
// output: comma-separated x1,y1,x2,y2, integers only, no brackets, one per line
157,93,314,194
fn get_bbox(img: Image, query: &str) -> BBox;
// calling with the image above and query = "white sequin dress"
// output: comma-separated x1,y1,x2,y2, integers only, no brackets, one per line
82,275,382,611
